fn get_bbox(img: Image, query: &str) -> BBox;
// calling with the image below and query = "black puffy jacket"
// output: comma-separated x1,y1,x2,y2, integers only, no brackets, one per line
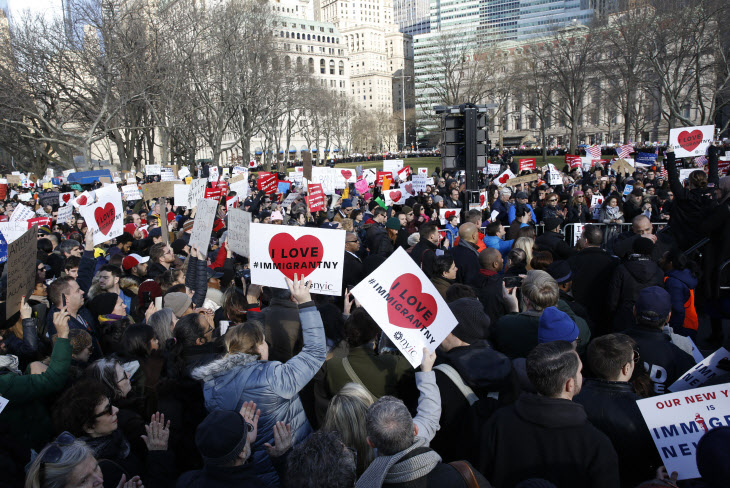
607,256,664,331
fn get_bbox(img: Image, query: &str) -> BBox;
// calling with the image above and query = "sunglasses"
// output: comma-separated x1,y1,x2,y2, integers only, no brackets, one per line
40,432,76,466
94,398,114,418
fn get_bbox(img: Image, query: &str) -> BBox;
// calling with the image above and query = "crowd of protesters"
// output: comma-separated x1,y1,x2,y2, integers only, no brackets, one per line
1,140,730,488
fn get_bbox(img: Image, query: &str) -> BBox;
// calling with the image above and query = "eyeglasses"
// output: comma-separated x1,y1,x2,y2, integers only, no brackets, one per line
346,239,359,243
94,399,114,418
116,370,130,384
548,199,558,202
633,350,640,363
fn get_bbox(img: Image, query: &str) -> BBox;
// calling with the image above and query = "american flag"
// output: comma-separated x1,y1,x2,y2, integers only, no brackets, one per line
694,155,708,167
587,145,602,159
616,143,634,159
660,165,668,179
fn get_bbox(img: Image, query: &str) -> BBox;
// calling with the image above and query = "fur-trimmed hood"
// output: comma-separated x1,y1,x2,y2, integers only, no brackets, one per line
190,352,259,381
119,276,139,296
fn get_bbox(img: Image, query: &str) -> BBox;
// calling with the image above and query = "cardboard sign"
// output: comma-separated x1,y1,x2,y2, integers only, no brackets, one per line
506,173,540,187
186,178,208,209
188,198,218,258
80,189,124,245
669,348,730,392
143,181,181,201
145,164,161,176
303,152,313,181
249,223,345,296
227,208,252,257
351,247,458,367
439,209,460,225
56,204,73,225
494,169,515,186
10,204,35,222
518,158,536,172
384,189,407,206
636,382,730,480
418,167,428,176
5,225,37,319
307,183,326,212
122,184,142,201
669,125,714,158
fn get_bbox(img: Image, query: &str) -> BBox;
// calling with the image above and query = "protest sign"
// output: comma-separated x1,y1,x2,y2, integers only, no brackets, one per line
38,191,59,208
145,164,161,176
122,184,142,201
302,152,313,181
518,158,536,172
376,171,391,187
547,169,562,186
56,204,73,225
28,217,52,229
669,125,714,158
5,225,37,319
669,348,730,392
143,181,181,201
281,192,300,208
338,168,355,183
177,167,191,180
384,189,407,206
160,167,176,181
99,177,112,185
565,155,582,168
186,178,208,209
479,190,489,210
81,190,124,245
227,208,252,257
159,198,170,244
363,169,377,185
307,183,326,212
10,204,35,222
229,174,249,199
6,175,21,185
0,181,6,200
0,222,30,244
439,209,460,225
636,382,730,480
277,181,291,194
0,232,6,263
678,169,694,182
591,195,604,208
188,198,218,257
311,167,335,195
351,247,458,367
487,163,501,175
418,167,428,176
411,174,427,193
383,159,404,178
59,192,74,207
208,166,219,181
506,173,540,187
494,169,515,186
637,152,658,165
231,166,247,176
249,223,345,296
354,178,369,194
397,166,411,182
173,184,190,207
204,188,223,201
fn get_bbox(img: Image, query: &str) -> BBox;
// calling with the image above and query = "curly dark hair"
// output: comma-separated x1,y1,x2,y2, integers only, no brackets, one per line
344,308,380,348
285,431,356,488
53,380,109,437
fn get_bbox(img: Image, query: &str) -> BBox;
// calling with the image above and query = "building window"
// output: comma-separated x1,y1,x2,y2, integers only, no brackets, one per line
320,59,326,74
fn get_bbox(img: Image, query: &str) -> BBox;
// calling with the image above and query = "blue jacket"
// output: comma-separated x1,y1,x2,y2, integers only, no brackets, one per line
508,203,536,224
191,304,326,488
664,268,698,330
492,199,511,225
483,234,514,258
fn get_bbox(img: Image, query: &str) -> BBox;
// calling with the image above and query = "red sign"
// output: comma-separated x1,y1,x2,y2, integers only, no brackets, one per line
376,171,391,187
210,181,228,193
28,217,52,228
591,159,604,167
718,159,730,175
204,188,223,201
397,166,411,181
0,184,6,200
518,159,536,172
307,183,325,212
257,173,278,195
565,155,582,168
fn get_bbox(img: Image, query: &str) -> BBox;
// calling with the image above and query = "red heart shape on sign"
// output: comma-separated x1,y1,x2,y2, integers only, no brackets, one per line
390,191,401,203
387,273,437,329
498,174,510,184
445,210,456,219
677,130,703,152
480,194,485,206
62,193,71,203
268,233,323,281
249,161,256,168
341,170,352,180
94,202,116,235
76,195,87,206
405,183,413,194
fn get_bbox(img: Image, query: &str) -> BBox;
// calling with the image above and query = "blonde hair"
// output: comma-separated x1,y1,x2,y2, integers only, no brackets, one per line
340,218,354,232
513,237,535,271
522,270,560,311
322,383,375,475
225,321,265,358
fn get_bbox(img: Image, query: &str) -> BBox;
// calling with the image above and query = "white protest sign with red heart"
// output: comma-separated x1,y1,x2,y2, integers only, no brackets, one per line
351,247,458,367
494,169,515,186
439,208,460,225
59,192,75,207
669,125,714,158
248,223,345,296
384,189,407,206
73,191,94,208
80,189,123,245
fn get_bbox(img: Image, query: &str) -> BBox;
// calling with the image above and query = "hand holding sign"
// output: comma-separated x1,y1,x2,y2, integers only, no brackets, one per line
285,273,312,305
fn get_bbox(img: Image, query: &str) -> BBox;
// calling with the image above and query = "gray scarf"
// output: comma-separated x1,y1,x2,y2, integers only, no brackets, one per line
0,354,21,375
356,437,441,488
457,238,479,257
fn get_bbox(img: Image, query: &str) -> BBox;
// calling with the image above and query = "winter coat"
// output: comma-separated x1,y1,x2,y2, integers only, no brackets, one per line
568,247,619,336
191,304,326,488
178,460,263,488
476,393,619,488
410,238,439,278
623,326,696,396
508,203,536,224
472,271,508,326
534,230,573,260
491,199,511,225
566,204,591,224
664,268,698,331
611,231,674,262
699,202,730,299
185,255,210,309
575,379,659,487
450,239,481,286
483,235,513,258
0,338,71,451
261,298,302,363
608,256,665,332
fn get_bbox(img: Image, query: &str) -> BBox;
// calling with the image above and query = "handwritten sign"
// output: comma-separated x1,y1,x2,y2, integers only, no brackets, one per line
10,204,35,222
351,247,458,367
188,198,218,258
145,164,161,176
5,225,37,319
249,223,345,296
38,191,60,208
143,181,182,201
636,382,730,480
186,178,208,209
122,184,142,201
411,174,427,193
227,208,252,257
56,204,73,225
669,125,714,158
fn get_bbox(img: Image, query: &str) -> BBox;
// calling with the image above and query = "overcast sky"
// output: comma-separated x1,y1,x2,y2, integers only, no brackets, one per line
6,0,64,21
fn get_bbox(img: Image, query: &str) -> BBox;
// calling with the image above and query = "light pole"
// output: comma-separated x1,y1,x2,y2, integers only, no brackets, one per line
399,71,411,152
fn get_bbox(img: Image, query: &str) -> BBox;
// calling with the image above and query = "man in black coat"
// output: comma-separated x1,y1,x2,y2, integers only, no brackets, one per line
575,334,660,487
450,223,482,286
342,231,364,293
624,286,696,396
535,218,573,260
477,341,619,488
568,225,618,336
409,223,440,278
473,247,509,324
611,215,674,262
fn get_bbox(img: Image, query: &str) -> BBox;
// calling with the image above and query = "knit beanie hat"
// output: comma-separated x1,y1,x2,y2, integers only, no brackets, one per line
87,293,119,317
196,410,248,466
385,217,401,230
696,425,730,488
164,292,192,317
543,217,563,232
402,206,413,215
448,297,490,343
632,236,654,256
538,306,578,343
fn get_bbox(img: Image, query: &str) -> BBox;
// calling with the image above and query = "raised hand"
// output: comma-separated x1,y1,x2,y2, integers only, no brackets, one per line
141,412,170,451
264,422,293,458
285,273,312,305
239,401,260,445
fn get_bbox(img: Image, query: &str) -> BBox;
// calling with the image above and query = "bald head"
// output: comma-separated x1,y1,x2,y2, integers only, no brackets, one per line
632,215,652,235
479,247,503,271
459,222,479,245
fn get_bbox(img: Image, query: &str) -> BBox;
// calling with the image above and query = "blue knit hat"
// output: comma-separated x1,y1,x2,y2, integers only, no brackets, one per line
538,307,578,343
341,199,353,209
